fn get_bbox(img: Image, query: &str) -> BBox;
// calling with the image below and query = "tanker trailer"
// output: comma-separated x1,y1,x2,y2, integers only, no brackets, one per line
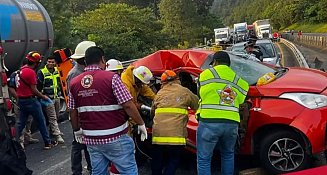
0,0,54,74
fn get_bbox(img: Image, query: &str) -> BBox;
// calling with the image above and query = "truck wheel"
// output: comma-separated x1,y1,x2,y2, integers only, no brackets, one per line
259,130,309,174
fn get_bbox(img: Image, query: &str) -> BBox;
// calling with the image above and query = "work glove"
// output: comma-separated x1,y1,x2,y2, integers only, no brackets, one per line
137,124,148,141
74,129,83,143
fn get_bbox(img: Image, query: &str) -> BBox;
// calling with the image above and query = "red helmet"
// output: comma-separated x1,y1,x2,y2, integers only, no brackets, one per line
26,51,42,63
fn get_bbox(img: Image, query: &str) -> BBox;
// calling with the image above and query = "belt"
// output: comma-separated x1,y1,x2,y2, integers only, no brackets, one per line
18,96,35,99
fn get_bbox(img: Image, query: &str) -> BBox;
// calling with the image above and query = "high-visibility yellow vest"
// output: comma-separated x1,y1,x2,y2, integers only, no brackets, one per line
197,65,249,122
41,66,60,99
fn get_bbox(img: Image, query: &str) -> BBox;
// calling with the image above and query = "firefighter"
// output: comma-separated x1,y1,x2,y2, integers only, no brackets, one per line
105,59,124,76
69,46,147,174
37,55,64,143
121,65,156,108
151,70,199,175
196,51,249,175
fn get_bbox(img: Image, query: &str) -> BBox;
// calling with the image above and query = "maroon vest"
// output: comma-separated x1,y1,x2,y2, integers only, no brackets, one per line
70,70,128,139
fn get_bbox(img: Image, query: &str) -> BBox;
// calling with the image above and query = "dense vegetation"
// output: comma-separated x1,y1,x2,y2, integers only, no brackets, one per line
38,0,223,60
38,0,327,59
215,0,327,31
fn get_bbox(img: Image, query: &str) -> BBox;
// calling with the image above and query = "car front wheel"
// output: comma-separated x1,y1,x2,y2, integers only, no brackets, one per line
259,130,310,174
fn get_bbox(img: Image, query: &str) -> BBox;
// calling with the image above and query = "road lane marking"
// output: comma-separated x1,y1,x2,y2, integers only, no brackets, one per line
39,157,70,175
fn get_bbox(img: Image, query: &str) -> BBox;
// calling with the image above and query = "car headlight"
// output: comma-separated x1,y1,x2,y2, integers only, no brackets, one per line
280,93,327,109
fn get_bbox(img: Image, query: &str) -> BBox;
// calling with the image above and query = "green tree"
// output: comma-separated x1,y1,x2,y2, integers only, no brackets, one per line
38,0,75,49
159,0,201,45
73,3,173,60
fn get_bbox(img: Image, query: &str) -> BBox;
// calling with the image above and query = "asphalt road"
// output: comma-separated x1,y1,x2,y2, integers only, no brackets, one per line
25,120,260,175
275,42,300,67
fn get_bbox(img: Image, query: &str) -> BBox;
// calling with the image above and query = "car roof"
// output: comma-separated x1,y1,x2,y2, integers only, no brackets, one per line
256,39,273,44
233,39,272,46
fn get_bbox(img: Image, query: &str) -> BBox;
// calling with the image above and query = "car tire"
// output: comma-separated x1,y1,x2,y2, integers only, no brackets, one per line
259,130,309,174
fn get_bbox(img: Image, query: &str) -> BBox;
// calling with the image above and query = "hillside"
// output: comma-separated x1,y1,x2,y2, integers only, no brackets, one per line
210,0,327,32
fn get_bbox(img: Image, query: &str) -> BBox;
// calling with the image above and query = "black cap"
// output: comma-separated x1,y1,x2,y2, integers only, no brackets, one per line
244,42,254,49
213,51,230,66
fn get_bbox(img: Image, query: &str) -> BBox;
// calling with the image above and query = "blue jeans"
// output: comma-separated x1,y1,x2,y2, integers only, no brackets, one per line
196,121,238,175
18,98,51,145
87,134,138,175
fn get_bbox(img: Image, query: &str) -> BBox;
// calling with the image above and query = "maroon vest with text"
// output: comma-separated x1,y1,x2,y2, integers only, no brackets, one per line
70,70,128,139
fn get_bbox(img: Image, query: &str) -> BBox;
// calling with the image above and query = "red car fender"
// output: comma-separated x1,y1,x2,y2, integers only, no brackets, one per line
289,107,327,154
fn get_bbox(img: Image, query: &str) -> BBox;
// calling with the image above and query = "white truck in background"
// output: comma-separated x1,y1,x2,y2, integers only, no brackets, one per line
214,27,230,44
253,19,272,39
233,22,247,43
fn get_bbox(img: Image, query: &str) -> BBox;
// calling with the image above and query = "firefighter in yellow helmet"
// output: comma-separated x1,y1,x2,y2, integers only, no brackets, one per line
151,70,199,175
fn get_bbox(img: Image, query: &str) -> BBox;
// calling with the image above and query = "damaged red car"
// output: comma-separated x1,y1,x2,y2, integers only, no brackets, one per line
132,50,327,174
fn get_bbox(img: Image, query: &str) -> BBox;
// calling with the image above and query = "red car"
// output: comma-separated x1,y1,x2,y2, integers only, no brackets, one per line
132,50,327,174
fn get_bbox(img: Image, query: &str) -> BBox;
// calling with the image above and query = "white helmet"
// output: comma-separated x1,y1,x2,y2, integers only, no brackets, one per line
133,66,153,84
106,59,123,71
71,41,96,59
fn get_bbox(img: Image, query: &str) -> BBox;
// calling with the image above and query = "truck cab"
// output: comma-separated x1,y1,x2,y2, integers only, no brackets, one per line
234,22,248,43
258,24,272,39
214,27,230,44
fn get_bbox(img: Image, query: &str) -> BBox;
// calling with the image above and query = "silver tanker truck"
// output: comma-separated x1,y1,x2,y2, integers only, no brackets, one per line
0,0,54,73
0,0,53,133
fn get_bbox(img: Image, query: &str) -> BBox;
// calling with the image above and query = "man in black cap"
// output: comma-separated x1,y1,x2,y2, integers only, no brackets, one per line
244,42,263,62
197,51,249,175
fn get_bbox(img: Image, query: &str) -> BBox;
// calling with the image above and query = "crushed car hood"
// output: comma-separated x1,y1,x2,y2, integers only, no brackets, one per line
257,67,327,96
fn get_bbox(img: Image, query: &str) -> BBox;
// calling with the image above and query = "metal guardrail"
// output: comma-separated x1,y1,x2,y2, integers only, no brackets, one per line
280,38,309,68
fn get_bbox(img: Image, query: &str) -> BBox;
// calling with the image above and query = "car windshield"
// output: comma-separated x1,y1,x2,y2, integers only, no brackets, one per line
261,27,270,31
231,45,246,53
257,43,275,58
216,34,228,39
201,52,276,85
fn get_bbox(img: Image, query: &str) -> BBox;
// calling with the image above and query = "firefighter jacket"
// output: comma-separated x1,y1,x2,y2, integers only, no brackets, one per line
121,65,156,102
197,65,249,123
39,66,61,99
152,80,199,145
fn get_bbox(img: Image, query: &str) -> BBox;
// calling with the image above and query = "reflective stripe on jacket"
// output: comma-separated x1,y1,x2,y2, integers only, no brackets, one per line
40,66,60,99
70,70,128,140
152,81,199,145
197,65,249,123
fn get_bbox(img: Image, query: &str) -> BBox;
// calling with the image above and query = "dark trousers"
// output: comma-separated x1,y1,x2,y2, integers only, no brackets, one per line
151,144,184,175
71,140,92,175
